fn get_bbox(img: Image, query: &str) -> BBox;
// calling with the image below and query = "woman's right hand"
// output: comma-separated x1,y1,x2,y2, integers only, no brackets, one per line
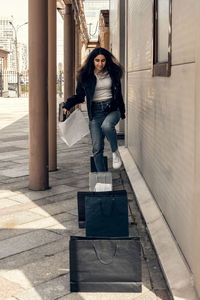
63,108,70,116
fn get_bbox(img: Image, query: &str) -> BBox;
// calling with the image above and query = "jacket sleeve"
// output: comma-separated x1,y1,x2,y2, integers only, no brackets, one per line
63,81,85,111
117,81,126,119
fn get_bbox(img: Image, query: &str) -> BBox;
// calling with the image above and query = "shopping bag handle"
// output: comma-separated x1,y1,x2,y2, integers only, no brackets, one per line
92,241,118,265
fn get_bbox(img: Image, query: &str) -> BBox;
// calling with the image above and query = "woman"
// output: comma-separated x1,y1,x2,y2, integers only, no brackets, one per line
63,47,125,172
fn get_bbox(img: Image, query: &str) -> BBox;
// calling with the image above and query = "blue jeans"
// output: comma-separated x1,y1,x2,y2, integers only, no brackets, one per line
89,99,121,172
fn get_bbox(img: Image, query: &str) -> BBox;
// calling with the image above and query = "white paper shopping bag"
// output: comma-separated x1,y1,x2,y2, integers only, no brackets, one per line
59,109,89,147
89,172,112,192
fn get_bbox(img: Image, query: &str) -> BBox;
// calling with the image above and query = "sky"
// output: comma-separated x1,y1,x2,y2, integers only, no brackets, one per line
0,0,28,45
0,0,109,67
0,0,64,66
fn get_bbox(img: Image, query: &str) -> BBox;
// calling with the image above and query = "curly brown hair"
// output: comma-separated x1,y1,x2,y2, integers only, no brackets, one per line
77,47,123,83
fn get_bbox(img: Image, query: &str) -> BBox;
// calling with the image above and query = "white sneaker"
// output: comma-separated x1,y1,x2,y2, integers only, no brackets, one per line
112,150,122,169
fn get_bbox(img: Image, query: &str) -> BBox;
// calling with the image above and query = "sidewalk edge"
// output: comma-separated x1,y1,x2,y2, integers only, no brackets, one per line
119,146,199,300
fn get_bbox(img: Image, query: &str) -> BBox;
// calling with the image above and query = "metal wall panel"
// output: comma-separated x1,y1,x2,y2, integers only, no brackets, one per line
128,65,195,245
172,0,196,65
109,0,125,134
128,0,153,72
126,0,200,294
109,0,120,59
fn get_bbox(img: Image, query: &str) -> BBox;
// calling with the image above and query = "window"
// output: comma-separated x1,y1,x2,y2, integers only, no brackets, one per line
153,0,172,77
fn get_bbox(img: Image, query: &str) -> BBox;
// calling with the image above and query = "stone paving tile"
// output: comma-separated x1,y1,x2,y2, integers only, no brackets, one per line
1,251,69,289
0,190,19,199
0,146,23,153
8,193,39,204
0,198,21,209
10,158,29,164
0,160,20,170
69,178,90,189
4,140,29,149
0,210,44,228
49,216,78,229
0,135,28,141
0,176,29,188
16,212,76,230
13,273,70,300
0,175,12,182
0,201,38,218
33,191,78,206
0,166,29,178
0,236,69,271
67,208,78,216
5,191,77,209
0,230,62,259
49,177,88,187
0,150,28,161
23,185,77,201
29,198,77,217
0,276,24,300
57,289,157,300
0,228,31,242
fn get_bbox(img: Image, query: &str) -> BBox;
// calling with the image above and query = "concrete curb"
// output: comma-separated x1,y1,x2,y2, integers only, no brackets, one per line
119,146,199,300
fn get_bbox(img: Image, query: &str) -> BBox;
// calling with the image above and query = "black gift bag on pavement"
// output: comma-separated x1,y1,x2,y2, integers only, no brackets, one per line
77,190,127,229
58,102,66,122
85,192,129,237
90,156,108,172
70,236,141,292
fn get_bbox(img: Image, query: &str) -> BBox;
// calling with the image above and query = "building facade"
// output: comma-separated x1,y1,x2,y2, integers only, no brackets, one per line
18,42,28,72
83,0,109,40
110,0,200,298
0,17,15,70
0,17,28,72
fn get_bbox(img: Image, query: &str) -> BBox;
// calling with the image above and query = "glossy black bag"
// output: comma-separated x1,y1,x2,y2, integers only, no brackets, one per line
77,190,127,229
58,102,66,122
85,192,129,237
70,236,141,292
90,156,108,172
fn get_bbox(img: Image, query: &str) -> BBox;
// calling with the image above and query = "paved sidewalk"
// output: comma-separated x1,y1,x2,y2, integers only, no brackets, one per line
0,98,172,300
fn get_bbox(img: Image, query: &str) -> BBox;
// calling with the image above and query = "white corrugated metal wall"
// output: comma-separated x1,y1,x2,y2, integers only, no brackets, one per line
110,0,200,296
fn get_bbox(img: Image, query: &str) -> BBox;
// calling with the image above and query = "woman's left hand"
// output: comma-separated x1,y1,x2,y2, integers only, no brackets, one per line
63,108,71,116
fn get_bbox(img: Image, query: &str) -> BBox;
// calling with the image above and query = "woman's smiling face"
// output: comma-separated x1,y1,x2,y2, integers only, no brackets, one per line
94,54,106,73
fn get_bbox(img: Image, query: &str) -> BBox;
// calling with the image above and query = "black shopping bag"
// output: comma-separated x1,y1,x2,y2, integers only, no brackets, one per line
77,190,127,229
70,236,141,292
85,192,129,237
58,102,66,122
90,156,108,172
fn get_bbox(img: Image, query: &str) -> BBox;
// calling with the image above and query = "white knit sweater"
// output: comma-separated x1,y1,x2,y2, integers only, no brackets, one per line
93,72,112,102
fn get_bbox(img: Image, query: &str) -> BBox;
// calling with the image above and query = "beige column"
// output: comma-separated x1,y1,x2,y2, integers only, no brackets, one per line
104,27,109,50
29,0,49,190
64,4,74,100
48,0,57,171
75,22,80,86
3,57,8,92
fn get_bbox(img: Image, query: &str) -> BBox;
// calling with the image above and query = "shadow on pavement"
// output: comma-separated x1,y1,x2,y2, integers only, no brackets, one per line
0,114,172,300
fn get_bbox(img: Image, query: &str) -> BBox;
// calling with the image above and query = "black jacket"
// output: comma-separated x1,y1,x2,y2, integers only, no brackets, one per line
63,74,125,121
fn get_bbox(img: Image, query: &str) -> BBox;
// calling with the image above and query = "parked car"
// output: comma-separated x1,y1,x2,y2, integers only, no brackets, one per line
8,86,17,91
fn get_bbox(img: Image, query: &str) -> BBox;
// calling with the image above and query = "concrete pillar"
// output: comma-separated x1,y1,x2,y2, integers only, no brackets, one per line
72,14,75,93
48,0,57,171
64,4,74,100
104,28,109,50
3,57,8,92
75,22,80,86
124,0,128,147
29,0,49,190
